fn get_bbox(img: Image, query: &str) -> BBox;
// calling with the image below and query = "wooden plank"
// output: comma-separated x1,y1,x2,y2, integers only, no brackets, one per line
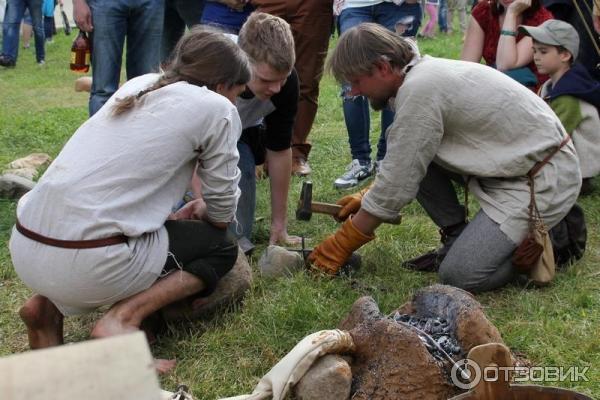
0,332,161,400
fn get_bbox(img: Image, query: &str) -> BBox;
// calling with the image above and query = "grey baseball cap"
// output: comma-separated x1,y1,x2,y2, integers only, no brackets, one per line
519,19,580,60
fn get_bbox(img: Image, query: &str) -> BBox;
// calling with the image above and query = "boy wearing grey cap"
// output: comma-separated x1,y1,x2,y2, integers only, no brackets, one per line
520,19,600,194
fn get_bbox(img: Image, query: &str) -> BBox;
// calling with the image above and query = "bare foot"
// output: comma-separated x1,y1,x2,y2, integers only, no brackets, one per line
19,294,64,349
90,308,139,339
155,358,177,375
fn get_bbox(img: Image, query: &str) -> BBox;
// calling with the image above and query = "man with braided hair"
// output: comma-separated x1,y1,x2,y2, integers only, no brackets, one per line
9,29,250,372
309,23,580,293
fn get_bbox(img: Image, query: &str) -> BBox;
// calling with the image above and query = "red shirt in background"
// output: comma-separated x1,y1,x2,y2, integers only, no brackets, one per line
472,1,553,87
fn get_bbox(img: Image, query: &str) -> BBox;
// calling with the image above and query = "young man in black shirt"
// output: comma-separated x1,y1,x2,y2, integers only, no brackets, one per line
233,12,301,252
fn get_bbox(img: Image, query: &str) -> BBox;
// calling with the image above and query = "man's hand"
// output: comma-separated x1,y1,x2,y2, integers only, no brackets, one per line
73,0,93,32
308,217,375,275
169,199,228,229
169,198,207,221
269,226,302,246
335,187,369,222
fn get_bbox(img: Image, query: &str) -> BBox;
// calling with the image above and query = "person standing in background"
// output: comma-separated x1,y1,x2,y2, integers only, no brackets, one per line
42,0,59,43
73,0,164,116
439,0,450,34
420,0,440,38
448,0,468,34
0,0,45,67
161,0,205,64
332,0,422,189
252,0,334,176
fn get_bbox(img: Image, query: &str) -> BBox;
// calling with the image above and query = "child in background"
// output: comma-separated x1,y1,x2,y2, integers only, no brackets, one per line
42,0,59,43
420,0,439,38
520,19,600,194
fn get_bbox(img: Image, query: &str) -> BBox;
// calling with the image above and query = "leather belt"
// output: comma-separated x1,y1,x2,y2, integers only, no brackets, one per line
15,219,128,249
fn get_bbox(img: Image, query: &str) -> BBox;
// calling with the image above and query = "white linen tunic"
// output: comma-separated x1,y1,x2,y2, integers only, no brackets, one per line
9,74,242,315
362,56,581,243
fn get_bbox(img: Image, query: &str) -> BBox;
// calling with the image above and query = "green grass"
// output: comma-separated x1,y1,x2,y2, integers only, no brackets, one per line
1,29,599,398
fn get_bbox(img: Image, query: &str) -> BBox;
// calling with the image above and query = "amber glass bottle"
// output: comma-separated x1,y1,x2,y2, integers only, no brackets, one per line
70,30,91,73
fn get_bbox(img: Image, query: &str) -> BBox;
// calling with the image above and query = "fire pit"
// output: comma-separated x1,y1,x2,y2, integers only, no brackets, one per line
307,284,590,400
335,284,504,399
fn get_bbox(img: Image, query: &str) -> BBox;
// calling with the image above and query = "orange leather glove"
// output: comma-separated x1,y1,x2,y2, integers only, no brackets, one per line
308,217,375,275
335,187,370,222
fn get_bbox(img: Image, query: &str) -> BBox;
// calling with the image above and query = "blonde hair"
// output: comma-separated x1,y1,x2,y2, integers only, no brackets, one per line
328,23,414,83
112,27,250,116
238,12,295,73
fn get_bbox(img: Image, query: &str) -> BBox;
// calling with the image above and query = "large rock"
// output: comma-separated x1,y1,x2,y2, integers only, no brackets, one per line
161,247,253,321
4,153,51,180
294,354,352,400
0,173,35,199
337,296,382,331
258,245,303,278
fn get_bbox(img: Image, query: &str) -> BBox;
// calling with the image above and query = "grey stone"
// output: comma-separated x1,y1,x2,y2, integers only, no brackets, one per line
258,245,303,278
0,173,35,199
337,296,382,331
294,354,352,400
7,152,51,169
4,153,52,180
160,247,253,321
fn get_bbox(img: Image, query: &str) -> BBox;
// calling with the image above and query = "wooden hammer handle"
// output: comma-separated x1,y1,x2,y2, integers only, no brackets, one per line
311,202,402,225
311,202,343,216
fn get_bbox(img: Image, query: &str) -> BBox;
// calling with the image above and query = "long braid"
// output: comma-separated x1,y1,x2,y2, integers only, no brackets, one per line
111,73,180,116
110,27,250,117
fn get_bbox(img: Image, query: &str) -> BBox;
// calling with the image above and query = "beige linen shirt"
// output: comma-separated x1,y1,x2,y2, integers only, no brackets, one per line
10,74,241,315
362,56,580,243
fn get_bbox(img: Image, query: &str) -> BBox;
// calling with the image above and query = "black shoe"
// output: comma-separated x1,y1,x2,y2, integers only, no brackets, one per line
402,250,441,272
0,55,16,68
402,221,468,272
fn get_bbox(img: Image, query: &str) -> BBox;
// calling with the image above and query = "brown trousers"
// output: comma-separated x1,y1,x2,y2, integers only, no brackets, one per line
252,0,333,152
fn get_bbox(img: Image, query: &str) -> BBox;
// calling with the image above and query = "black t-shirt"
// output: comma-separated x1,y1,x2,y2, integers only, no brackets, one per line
237,68,299,155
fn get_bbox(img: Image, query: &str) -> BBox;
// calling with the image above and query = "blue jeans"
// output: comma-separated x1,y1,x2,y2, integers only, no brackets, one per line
161,0,205,63
88,0,164,116
1,0,44,62
229,141,255,242
438,0,448,32
338,2,421,163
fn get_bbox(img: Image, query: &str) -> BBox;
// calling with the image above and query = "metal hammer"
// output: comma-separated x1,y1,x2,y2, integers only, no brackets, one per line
296,181,342,221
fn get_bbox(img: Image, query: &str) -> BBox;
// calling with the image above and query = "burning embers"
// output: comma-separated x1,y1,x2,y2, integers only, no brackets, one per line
392,313,463,360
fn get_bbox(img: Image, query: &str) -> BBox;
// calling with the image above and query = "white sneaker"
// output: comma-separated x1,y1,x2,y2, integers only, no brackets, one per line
334,159,373,189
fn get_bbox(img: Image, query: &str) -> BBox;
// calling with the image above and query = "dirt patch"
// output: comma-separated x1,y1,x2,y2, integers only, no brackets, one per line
349,318,456,399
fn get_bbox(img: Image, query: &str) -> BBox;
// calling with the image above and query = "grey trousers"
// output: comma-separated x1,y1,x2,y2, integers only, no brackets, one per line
416,163,518,293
